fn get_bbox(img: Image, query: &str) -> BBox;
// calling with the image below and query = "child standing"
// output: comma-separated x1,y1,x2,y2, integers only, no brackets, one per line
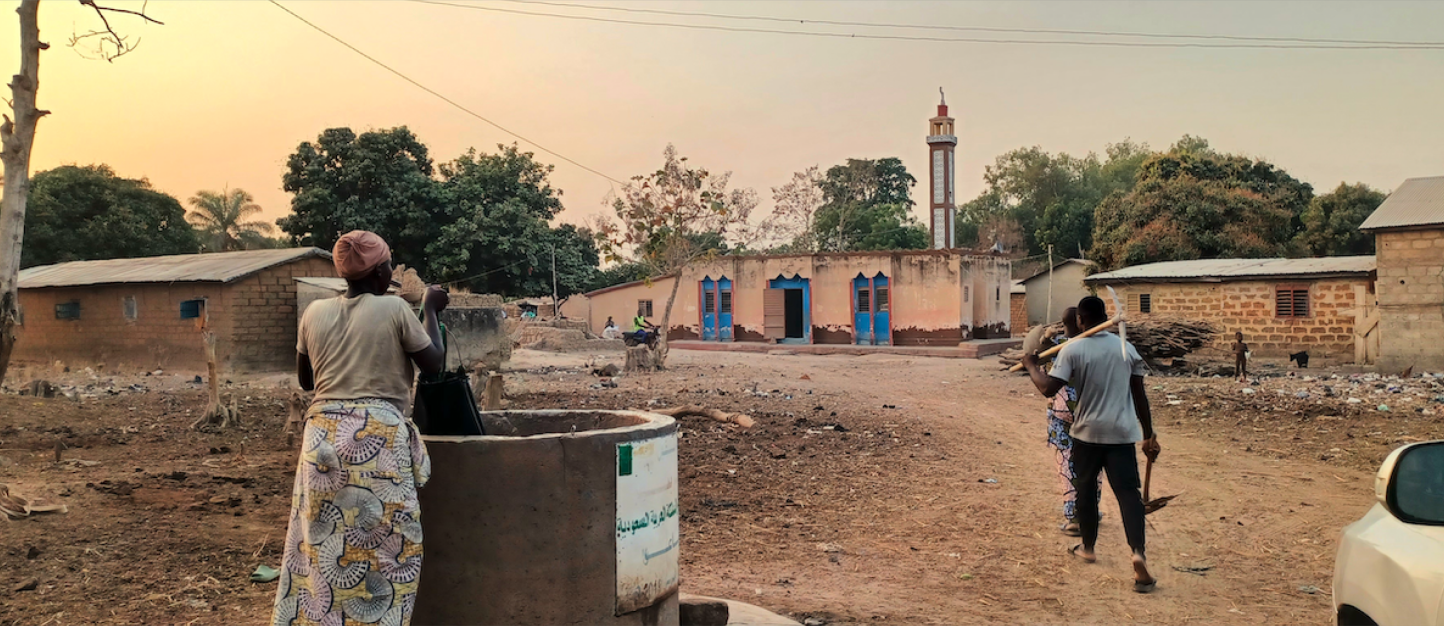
1233,332,1250,382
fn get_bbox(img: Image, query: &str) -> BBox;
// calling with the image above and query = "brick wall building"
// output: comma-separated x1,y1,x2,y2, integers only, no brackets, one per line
1086,257,1376,359
1009,282,1028,337
1361,176,1444,371
15,248,335,373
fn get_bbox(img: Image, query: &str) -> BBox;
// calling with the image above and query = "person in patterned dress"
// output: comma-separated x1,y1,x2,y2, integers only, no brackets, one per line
273,231,449,626
1045,308,1099,537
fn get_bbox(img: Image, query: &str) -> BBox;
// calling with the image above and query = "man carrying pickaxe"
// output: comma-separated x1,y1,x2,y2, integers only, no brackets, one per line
1021,294,1161,593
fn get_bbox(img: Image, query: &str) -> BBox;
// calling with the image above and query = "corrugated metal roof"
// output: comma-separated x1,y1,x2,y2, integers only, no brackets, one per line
294,276,348,292
1021,258,1094,283
19,248,332,289
1010,280,1026,294
1360,176,1444,231
1086,256,1375,283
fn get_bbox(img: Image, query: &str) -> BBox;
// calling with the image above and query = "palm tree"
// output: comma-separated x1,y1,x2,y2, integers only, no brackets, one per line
186,188,278,252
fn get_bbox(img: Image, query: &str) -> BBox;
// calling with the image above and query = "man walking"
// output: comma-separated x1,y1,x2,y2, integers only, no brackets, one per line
1022,295,1160,593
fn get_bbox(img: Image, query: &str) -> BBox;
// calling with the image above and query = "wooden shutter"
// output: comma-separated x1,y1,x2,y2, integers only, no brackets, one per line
1293,290,1309,317
1276,286,1309,318
763,288,786,339
1139,293,1151,314
875,286,889,312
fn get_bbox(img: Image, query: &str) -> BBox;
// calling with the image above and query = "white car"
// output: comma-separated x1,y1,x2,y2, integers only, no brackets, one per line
1334,440,1444,625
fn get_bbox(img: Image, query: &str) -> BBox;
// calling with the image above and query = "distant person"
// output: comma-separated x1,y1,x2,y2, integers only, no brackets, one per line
602,316,620,340
1022,295,1160,593
632,311,657,343
273,230,449,625
1044,307,1100,537
605,316,616,330
1234,332,1250,382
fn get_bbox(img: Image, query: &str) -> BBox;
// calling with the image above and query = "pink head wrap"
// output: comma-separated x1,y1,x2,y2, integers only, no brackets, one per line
332,231,392,280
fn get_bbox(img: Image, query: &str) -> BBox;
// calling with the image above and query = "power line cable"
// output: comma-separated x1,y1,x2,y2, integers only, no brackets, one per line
409,0,1444,50
500,0,1444,48
268,0,625,185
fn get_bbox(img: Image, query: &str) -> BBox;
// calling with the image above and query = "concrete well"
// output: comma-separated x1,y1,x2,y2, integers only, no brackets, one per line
414,410,680,626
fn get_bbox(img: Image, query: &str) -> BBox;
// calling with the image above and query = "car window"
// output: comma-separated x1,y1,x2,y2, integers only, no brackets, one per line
1395,444,1444,524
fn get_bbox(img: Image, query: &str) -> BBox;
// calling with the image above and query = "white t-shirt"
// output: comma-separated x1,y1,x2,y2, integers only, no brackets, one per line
1048,331,1148,445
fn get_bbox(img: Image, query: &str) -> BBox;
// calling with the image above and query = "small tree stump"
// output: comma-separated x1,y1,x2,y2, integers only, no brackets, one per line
190,332,240,430
625,346,659,373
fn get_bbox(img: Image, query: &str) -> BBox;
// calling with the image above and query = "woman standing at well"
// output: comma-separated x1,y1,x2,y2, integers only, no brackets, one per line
272,231,449,626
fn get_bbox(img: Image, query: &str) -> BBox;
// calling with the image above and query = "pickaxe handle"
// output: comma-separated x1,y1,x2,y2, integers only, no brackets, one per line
1008,315,1124,372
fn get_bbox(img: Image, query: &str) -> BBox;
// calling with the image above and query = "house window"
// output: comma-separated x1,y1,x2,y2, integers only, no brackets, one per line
637,300,653,317
180,299,206,320
719,290,732,314
875,286,889,312
964,286,970,302
55,302,80,320
703,290,716,314
857,288,871,313
1128,292,1152,314
122,296,138,321
1276,286,1310,318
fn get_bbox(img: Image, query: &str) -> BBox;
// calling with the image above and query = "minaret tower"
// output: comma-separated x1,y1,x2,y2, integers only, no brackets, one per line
927,88,957,249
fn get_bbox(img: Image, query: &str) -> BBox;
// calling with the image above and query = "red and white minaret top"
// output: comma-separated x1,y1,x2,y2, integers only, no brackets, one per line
928,89,957,249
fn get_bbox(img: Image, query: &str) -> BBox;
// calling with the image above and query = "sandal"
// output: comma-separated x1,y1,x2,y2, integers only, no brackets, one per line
1060,521,1081,537
1132,553,1157,593
1068,544,1096,563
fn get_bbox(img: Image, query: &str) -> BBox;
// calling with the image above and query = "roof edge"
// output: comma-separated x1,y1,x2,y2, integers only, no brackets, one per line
221,247,332,284
1086,270,1376,285
583,273,679,298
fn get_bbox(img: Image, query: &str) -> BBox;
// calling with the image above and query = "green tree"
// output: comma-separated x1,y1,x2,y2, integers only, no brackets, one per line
813,157,919,251
22,165,198,268
814,202,927,251
278,127,443,271
597,145,758,366
588,260,651,291
428,145,596,297
1296,182,1385,256
187,188,277,252
1089,148,1313,269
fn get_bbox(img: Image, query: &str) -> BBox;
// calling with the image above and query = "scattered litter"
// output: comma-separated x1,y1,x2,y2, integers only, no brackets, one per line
1347,398,1363,404
1172,565,1214,576
800,374,811,380
1240,388,1256,395
1298,585,1321,595
1,484,69,519
816,542,844,554
1377,404,1390,412
978,478,998,484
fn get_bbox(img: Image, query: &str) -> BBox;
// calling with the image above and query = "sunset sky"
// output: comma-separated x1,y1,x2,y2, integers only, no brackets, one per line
6,0,1444,229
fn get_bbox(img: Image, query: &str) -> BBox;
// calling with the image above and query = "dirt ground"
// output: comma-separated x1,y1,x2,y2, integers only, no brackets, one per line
1,348,1428,625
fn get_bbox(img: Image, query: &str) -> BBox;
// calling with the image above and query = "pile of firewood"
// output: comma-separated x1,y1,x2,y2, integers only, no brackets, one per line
999,318,1219,369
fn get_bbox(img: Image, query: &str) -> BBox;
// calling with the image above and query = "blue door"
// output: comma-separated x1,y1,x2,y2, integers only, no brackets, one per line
873,274,891,345
767,275,811,344
718,278,733,341
853,275,873,345
700,277,717,341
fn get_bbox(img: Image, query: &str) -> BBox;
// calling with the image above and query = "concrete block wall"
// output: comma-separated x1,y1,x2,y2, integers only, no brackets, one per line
1100,278,1367,357
1375,229,1444,371
223,257,336,372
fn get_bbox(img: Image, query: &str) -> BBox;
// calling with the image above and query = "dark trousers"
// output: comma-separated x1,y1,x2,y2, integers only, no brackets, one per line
1072,440,1147,555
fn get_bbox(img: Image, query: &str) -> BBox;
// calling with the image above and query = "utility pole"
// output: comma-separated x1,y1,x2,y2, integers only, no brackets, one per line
1046,244,1054,327
550,245,558,318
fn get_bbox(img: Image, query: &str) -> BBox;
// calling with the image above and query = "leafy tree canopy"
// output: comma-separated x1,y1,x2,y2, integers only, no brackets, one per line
278,129,597,298
23,165,198,268
1089,146,1314,269
1296,182,1385,256
279,127,441,272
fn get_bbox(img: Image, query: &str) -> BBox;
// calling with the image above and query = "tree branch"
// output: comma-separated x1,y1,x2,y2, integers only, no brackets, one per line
72,0,164,62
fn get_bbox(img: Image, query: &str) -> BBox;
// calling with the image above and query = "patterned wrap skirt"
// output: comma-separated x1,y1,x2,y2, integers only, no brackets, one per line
271,399,431,626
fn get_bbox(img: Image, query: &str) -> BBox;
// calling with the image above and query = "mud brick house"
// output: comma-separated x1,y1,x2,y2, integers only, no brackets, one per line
575,250,1012,346
1086,257,1377,360
14,248,335,372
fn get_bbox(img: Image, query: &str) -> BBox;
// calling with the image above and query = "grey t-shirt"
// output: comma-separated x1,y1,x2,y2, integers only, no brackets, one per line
1048,331,1148,445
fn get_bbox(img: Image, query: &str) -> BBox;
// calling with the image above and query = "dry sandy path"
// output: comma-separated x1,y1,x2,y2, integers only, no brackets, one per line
661,350,1372,625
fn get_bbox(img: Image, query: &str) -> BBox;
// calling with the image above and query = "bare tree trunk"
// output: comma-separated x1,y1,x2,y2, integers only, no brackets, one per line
0,1,47,388
191,331,239,429
655,271,683,367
